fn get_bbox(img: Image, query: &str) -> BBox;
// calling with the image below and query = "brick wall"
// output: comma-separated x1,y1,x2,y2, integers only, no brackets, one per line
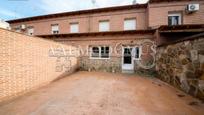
148,1,204,28
156,36,204,100
0,28,79,103
10,8,147,35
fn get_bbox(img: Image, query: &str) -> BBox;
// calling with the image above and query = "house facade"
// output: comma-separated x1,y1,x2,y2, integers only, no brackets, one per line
7,0,204,73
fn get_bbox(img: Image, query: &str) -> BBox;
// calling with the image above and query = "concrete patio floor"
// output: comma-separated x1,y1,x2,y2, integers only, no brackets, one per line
0,71,204,115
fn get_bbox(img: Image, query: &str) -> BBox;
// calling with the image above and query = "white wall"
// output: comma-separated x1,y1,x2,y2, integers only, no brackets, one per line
0,19,10,30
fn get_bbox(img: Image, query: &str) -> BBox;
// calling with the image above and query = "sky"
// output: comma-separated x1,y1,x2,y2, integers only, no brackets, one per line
0,0,149,21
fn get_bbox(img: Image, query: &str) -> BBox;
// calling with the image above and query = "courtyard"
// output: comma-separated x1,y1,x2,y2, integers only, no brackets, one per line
0,71,203,115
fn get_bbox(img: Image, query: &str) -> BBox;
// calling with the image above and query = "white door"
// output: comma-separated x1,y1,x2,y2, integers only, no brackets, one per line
122,47,134,70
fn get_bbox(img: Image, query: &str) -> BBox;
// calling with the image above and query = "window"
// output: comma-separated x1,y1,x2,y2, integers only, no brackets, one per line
91,46,110,59
134,47,141,60
124,19,136,30
99,20,109,32
92,47,100,58
27,27,34,36
101,46,110,58
168,13,182,26
51,24,59,34
70,23,79,33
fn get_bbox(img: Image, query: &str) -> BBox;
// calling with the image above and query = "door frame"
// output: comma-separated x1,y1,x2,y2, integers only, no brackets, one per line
122,46,134,71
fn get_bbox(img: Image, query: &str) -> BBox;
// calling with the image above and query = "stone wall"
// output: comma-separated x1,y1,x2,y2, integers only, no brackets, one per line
0,28,79,103
156,37,204,99
80,55,156,74
80,57,121,73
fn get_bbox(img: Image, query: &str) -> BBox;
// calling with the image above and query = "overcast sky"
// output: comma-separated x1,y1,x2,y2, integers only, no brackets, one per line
0,0,149,20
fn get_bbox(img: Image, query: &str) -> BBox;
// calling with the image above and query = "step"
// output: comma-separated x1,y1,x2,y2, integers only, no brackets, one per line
122,70,134,74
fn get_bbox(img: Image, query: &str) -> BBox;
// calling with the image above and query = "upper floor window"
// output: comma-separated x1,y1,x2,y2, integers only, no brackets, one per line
51,24,59,34
99,20,109,32
70,23,79,33
124,18,136,30
27,27,34,36
168,13,182,26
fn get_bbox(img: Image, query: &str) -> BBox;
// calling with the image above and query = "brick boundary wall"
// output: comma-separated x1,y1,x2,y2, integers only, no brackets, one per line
156,34,204,100
0,28,79,103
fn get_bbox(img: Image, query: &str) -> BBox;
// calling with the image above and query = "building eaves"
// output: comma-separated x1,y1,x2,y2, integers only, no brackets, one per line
36,29,155,38
158,24,204,33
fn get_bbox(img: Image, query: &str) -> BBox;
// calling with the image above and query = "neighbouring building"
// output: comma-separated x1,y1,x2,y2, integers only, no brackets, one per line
6,0,204,74
0,19,10,30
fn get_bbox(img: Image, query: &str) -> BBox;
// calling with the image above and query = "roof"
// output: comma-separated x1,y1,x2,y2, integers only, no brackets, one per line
158,32,204,47
158,24,204,33
37,29,155,38
7,4,147,23
149,0,201,3
157,24,204,47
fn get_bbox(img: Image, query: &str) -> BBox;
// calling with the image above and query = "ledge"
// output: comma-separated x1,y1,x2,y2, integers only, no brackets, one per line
36,30,156,38
159,24,204,33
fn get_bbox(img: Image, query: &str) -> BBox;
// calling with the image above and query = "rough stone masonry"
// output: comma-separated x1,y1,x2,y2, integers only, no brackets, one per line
156,36,204,100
